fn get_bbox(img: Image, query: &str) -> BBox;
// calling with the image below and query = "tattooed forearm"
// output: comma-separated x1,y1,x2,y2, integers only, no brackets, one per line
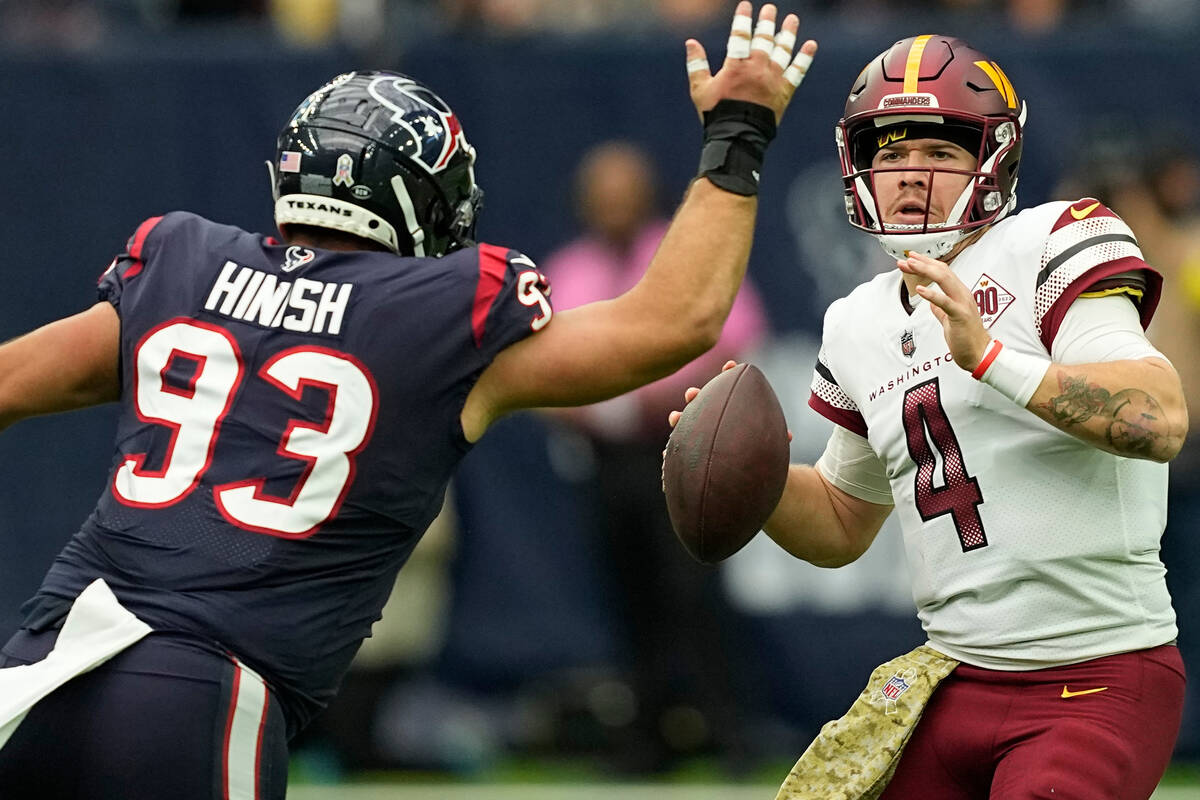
1040,373,1111,425
1038,372,1168,457
1104,389,1166,456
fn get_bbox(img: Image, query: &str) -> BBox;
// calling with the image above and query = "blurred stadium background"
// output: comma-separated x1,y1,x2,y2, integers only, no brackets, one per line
1,0,1198,795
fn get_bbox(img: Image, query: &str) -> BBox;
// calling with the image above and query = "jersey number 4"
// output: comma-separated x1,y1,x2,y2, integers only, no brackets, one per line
112,319,378,539
902,379,987,551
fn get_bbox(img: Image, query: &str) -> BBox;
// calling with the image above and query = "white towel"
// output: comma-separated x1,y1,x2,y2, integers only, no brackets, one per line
0,579,151,749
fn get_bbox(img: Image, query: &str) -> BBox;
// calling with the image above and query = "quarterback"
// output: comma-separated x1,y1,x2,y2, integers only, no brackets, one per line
677,35,1187,799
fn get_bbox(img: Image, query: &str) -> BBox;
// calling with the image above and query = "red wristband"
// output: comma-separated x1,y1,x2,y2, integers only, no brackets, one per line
971,339,1003,380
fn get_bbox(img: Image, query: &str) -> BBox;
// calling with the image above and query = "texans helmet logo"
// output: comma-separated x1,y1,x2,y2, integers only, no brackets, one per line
367,76,466,173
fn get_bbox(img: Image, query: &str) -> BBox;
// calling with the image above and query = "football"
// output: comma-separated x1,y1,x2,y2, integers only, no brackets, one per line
663,363,790,564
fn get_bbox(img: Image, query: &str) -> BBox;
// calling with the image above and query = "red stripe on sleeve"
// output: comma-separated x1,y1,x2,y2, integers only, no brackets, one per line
472,244,510,348
1050,198,1117,233
128,216,163,260
808,393,869,438
1039,256,1162,350
121,215,164,279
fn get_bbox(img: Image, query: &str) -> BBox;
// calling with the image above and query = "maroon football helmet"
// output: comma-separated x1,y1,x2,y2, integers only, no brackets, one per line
836,35,1027,258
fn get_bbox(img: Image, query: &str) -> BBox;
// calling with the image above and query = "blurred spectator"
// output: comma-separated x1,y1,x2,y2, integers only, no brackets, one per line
655,0,727,29
438,0,723,35
1004,0,1069,34
269,0,392,51
1122,0,1200,33
269,0,339,45
541,140,769,772
0,1,109,51
547,140,769,442
439,0,643,34
178,0,268,18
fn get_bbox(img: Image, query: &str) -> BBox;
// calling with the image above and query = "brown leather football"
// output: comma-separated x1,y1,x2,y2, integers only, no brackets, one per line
662,363,790,564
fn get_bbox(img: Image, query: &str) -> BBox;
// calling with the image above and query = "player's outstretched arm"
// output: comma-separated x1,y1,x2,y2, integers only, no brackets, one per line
462,3,817,441
0,302,120,432
901,251,1188,462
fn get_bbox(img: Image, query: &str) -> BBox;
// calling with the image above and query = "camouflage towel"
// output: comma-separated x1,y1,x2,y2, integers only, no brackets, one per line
774,645,960,800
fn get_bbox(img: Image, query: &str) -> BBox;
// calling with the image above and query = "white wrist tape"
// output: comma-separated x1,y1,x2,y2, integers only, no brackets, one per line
970,339,1051,407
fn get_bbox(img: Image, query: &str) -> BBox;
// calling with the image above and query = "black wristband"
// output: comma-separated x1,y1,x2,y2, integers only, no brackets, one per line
697,100,778,196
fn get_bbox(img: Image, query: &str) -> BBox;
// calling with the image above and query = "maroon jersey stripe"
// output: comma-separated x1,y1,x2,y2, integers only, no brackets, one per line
1039,256,1162,350
1049,197,1117,234
809,392,869,437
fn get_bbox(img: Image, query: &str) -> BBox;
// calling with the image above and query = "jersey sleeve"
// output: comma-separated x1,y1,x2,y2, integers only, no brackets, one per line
96,215,166,310
815,424,893,505
1050,294,1166,365
469,243,553,362
1033,197,1162,350
807,300,868,437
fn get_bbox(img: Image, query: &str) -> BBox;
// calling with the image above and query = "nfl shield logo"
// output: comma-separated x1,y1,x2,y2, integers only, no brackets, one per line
882,673,911,701
900,329,915,357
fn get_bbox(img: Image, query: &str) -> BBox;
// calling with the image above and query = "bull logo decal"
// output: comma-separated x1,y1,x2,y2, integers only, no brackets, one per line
368,76,466,173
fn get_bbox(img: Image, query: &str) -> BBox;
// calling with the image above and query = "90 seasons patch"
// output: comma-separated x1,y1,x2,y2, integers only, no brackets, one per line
971,272,1014,328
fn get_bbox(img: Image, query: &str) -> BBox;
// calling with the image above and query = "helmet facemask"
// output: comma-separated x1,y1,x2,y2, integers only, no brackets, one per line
836,36,1027,260
838,108,1024,259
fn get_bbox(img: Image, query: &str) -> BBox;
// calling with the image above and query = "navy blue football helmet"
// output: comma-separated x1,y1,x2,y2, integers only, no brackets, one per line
271,71,483,257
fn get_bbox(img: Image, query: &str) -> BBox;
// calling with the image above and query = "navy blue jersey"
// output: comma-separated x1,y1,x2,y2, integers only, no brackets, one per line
22,212,552,735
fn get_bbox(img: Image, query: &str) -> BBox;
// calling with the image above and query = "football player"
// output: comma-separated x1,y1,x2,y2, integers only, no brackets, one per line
674,35,1187,800
0,4,817,797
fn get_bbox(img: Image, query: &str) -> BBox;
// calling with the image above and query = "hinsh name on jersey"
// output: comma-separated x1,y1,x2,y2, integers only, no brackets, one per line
204,260,352,335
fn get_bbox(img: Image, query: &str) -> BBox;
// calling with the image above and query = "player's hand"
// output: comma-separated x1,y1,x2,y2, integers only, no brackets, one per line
899,253,991,372
686,2,818,124
665,360,792,435
664,361,739,491
667,360,739,429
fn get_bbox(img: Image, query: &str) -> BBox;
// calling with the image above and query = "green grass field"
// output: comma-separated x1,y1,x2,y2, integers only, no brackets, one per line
286,782,1197,800
287,763,1200,799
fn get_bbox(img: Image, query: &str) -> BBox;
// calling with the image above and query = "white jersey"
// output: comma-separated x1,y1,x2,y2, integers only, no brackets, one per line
808,198,1176,670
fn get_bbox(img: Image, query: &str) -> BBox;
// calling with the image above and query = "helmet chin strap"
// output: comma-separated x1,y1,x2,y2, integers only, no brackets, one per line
869,175,973,260
874,227,967,260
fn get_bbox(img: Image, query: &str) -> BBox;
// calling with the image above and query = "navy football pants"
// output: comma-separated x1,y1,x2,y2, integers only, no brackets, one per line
0,629,288,799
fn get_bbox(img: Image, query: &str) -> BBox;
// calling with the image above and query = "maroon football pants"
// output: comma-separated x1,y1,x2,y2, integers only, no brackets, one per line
880,644,1185,800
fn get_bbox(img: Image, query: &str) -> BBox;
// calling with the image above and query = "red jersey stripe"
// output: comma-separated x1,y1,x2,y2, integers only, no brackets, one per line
809,392,869,438
472,244,510,348
1039,256,1162,350
1049,197,1117,234
123,215,164,279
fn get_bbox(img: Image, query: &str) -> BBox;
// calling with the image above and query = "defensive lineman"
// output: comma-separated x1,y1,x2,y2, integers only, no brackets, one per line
0,4,816,798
